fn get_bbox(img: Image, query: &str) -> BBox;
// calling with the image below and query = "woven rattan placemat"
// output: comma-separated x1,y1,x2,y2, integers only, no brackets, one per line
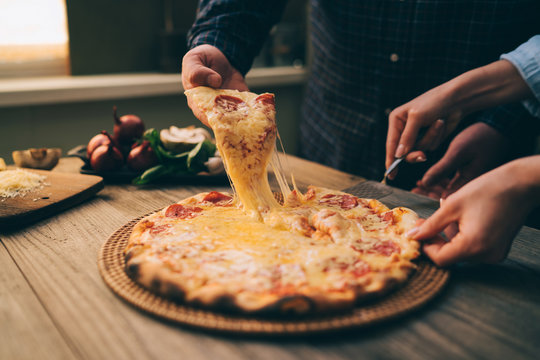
98,211,449,336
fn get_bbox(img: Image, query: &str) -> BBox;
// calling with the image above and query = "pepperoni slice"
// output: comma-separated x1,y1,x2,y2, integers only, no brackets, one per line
255,93,275,106
304,188,316,201
351,260,371,277
382,211,394,224
371,240,401,256
320,194,359,210
202,191,232,205
214,95,244,111
150,224,171,235
165,204,203,219
351,241,401,256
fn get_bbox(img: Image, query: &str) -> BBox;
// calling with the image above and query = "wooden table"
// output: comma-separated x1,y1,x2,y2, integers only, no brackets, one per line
2,156,539,360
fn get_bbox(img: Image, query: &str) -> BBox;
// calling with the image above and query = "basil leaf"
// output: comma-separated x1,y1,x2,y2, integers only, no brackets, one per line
187,140,216,173
132,164,169,185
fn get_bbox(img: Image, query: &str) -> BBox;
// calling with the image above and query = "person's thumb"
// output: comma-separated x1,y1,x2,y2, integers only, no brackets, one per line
184,63,222,89
182,49,223,89
411,204,456,241
206,72,222,88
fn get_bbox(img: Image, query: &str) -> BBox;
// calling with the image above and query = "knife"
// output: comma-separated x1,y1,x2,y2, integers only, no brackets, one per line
381,119,446,184
381,156,405,184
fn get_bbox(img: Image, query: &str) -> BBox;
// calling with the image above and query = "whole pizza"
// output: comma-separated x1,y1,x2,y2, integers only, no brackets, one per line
124,87,420,314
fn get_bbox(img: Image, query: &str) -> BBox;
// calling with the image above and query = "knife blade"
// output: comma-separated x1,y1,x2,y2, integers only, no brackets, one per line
381,119,446,184
381,156,405,184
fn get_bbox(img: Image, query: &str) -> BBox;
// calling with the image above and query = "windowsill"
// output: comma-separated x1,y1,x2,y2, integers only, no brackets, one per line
0,66,308,108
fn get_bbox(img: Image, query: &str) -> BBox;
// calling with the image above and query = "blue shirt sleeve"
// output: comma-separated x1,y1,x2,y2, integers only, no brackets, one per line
500,35,540,119
187,0,288,76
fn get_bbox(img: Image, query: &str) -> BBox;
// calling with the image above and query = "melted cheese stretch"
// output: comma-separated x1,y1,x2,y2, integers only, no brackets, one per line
185,87,284,218
0,168,46,198
270,133,293,199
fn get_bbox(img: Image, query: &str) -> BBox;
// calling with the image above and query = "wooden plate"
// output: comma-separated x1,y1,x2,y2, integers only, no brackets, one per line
98,213,450,336
0,169,103,230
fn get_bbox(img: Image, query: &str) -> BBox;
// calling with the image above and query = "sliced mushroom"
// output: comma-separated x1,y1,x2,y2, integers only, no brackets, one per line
160,125,212,153
12,148,62,170
204,156,225,175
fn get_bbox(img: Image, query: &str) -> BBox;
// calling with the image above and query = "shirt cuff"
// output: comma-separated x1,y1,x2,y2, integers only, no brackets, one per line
500,35,540,118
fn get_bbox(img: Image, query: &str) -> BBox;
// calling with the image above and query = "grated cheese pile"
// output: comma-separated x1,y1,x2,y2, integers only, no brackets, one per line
0,168,47,199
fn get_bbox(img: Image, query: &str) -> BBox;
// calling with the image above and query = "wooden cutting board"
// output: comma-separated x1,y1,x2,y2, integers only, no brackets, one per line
0,169,104,230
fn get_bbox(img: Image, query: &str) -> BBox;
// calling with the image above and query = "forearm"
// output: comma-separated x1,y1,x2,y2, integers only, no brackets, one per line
446,60,534,118
495,155,540,212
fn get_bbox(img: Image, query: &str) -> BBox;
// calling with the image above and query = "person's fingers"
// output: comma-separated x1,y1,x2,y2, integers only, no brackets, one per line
395,109,426,158
426,119,447,151
221,72,249,92
386,109,406,169
411,180,432,196
411,187,429,195
422,236,447,259
416,216,471,267
408,201,459,240
442,172,470,198
413,182,445,199
182,50,223,88
421,151,463,187
422,232,471,267
414,185,444,200
404,150,426,163
427,189,444,200
438,177,451,188
415,119,445,151
443,222,459,239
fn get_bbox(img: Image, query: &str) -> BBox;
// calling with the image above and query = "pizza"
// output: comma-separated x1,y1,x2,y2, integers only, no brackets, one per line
124,87,420,315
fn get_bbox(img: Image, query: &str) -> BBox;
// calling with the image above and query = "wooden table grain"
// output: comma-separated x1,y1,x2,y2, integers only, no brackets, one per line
1,156,539,360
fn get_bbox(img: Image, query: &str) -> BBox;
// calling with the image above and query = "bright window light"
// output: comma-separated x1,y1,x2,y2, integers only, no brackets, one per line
0,0,70,77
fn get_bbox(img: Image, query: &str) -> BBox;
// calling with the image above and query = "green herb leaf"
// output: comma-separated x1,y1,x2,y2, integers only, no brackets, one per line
132,164,169,185
135,130,217,185
187,140,216,173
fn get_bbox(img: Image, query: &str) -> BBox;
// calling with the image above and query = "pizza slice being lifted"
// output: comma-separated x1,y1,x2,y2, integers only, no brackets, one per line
185,87,280,219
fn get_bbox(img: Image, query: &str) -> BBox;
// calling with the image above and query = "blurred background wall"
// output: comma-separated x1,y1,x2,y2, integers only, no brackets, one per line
0,0,308,161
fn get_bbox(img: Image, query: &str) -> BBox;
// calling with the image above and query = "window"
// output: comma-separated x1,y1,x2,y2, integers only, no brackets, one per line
0,0,69,78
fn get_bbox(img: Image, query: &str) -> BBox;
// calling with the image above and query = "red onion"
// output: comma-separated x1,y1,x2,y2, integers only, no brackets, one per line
112,106,145,145
127,140,158,172
87,130,116,157
90,143,124,172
